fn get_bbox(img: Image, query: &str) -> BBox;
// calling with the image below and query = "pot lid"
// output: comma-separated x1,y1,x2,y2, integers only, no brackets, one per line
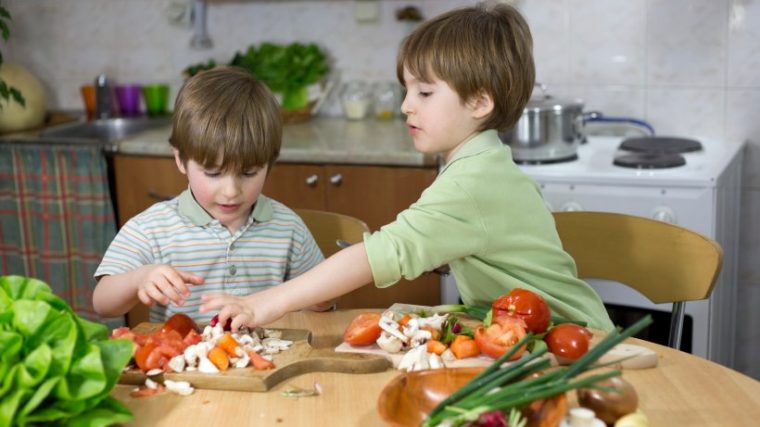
523,95,584,113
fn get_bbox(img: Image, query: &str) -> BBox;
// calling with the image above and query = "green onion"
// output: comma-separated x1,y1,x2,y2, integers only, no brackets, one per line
422,315,654,427
550,315,588,327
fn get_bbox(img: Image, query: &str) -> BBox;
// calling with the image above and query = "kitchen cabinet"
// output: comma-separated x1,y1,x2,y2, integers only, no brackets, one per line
113,155,442,311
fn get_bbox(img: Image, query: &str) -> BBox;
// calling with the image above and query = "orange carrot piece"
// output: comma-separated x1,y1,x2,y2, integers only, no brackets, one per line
426,339,447,355
247,350,276,370
398,314,412,327
450,335,480,359
208,347,230,371
218,332,240,357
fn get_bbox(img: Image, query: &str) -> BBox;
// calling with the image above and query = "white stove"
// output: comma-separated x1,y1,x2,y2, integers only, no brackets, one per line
442,135,745,367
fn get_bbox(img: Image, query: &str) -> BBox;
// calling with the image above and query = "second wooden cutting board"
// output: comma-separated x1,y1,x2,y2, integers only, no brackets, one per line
119,323,391,392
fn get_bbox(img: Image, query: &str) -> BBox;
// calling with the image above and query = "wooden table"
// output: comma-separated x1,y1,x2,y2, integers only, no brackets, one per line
112,310,760,426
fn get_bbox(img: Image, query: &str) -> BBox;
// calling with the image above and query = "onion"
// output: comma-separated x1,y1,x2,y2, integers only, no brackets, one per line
577,375,638,425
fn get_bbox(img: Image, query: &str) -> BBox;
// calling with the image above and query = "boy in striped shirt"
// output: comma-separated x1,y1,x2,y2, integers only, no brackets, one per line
93,67,329,324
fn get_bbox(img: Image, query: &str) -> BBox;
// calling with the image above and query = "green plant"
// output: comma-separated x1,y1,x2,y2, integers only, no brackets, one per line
0,5,25,108
0,276,134,426
185,42,330,111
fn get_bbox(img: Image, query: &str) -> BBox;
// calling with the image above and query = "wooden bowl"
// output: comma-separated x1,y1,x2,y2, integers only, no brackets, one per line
377,367,569,427
376,367,483,426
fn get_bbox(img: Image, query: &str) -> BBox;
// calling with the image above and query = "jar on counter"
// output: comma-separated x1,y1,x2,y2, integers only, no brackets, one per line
372,82,400,120
340,81,372,120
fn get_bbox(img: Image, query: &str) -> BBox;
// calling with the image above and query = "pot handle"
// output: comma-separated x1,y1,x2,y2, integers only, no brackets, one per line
583,111,655,136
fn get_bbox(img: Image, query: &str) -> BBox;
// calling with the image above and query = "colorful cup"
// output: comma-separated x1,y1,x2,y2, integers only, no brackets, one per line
115,84,142,116
142,84,170,117
80,84,96,120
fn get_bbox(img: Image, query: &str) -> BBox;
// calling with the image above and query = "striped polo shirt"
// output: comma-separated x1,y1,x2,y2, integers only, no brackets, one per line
95,189,324,324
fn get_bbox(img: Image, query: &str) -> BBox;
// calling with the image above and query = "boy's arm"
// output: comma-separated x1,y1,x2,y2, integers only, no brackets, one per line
93,265,204,317
201,243,372,328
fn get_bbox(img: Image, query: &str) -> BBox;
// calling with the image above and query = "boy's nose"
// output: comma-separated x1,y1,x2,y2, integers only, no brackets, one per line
400,94,412,115
221,176,242,197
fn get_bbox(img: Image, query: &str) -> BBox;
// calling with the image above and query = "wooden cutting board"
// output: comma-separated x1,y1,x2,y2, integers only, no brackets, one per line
119,323,391,392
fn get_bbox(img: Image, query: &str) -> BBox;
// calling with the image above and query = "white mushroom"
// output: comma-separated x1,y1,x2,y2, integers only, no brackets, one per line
376,332,404,353
379,316,408,343
409,328,433,348
167,355,186,373
397,345,428,372
441,349,456,364
417,313,448,331
144,378,159,389
164,380,194,396
429,353,444,369
198,357,220,374
234,351,250,369
264,329,282,339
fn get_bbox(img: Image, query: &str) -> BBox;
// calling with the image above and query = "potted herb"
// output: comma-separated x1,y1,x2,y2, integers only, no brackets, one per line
184,42,330,123
0,5,25,109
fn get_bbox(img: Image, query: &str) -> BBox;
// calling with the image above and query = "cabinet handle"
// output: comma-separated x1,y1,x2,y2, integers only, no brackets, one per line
329,174,343,186
305,174,318,186
147,190,174,201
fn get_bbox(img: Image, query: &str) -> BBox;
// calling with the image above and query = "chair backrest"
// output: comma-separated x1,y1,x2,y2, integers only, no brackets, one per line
553,211,723,348
295,209,370,258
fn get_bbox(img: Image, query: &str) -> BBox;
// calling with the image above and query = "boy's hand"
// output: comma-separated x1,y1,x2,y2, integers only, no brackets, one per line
200,292,284,331
135,265,204,307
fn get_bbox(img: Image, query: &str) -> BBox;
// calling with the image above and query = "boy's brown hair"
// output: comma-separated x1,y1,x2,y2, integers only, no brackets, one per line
396,1,535,132
170,66,282,173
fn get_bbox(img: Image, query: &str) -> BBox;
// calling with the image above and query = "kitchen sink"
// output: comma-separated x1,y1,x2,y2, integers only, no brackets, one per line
39,116,171,149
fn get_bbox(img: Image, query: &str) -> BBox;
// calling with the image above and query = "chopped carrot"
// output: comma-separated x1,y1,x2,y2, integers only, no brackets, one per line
426,339,447,355
422,325,441,341
208,347,230,371
248,350,276,370
218,332,240,357
450,335,480,359
398,314,412,327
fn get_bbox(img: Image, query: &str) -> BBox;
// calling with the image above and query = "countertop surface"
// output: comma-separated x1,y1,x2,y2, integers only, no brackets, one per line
118,117,439,167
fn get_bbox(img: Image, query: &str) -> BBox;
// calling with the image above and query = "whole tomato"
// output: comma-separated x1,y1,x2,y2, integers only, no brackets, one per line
160,313,199,338
343,312,382,346
492,288,551,334
544,323,593,361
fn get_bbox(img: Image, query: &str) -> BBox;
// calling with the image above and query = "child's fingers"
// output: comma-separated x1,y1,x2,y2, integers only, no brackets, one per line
155,277,185,305
163,270,192,298
145,284,170,306
178,270,204,286
230,312,253,332
137,288,153,306
198,292,233,313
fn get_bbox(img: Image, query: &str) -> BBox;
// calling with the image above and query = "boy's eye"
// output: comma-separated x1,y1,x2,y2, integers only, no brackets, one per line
243,170,259,177
419,91,432,98
204,171,221,177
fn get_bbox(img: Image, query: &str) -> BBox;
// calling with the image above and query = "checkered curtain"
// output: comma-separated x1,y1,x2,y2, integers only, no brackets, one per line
0,142,122,327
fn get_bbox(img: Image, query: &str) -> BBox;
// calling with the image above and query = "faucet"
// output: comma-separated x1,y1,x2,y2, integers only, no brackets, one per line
94,73,113,119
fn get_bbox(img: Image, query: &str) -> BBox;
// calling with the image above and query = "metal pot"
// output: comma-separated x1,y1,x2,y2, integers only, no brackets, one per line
499,88,585,163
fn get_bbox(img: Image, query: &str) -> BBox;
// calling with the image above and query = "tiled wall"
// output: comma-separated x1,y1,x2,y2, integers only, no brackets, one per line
3,0,759,376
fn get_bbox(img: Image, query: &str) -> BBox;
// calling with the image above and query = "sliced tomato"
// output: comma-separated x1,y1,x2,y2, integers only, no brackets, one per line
343,312,382,346
161,313,199,338
248,350,276,370
475,315,528,360
129,384,166,398
492,288,551,334
183,329,202,346
133,342,157,371
544,323,593,361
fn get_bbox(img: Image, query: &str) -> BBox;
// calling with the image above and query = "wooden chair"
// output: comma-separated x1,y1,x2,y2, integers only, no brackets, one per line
295,209,369,258
552,211,723,349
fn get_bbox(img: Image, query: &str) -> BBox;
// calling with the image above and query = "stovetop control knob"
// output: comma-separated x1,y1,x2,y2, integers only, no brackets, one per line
651,206,676,224
560,201,583,212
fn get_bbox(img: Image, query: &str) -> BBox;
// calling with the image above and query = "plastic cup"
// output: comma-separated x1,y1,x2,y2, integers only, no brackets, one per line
115,84,142,116
80,84,96,120
142,84,169,117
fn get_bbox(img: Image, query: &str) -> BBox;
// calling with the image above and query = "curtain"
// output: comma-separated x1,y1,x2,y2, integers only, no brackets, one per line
0,142,122,327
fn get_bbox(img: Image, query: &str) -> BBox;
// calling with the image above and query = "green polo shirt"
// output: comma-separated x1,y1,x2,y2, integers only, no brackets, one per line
95,190,323,324
364,130,613,331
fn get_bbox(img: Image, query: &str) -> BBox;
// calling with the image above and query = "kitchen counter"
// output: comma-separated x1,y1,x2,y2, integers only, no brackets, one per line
118,117,439,167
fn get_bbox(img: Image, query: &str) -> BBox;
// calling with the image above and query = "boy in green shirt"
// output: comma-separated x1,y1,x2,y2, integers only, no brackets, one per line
201,2,614,331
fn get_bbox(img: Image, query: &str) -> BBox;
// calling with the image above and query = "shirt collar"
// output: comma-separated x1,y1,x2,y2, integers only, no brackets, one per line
177,188,274,226
439,130,505,174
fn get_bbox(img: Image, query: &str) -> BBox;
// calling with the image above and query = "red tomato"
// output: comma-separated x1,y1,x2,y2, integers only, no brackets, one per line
544,323,593,361
133,342,157,371
474,316,528,360
343,312,382,346
492,288,551,334
160,313,199,338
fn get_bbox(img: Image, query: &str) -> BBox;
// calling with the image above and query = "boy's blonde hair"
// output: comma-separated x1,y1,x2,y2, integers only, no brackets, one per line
397,1,535,132
170,66,282,173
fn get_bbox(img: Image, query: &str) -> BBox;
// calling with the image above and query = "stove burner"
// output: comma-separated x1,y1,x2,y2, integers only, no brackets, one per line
514,153,578,165
619,136,703,154
613,152,686,169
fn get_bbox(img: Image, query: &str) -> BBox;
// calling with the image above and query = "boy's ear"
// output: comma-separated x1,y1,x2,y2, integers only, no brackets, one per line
174,149,187,175
469,91,494,120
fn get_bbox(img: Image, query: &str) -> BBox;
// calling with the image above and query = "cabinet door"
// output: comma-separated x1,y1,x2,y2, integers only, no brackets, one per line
263,163,326,210
325,165,442,308
113,155,186,227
